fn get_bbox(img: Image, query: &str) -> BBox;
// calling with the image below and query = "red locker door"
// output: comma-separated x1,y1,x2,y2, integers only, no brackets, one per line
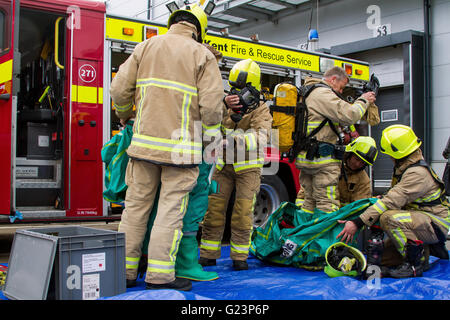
0,0,17,215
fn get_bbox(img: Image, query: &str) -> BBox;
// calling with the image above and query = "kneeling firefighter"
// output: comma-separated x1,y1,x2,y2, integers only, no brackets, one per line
338,125,450,278
296,136,378,208
199,59,273,271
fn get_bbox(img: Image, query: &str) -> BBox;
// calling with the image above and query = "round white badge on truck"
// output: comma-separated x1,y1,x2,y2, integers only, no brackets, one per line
79,64,96,83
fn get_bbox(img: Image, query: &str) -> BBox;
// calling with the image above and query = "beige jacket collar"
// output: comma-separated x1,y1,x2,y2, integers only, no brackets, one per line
167,21,199,41
394,148,424,176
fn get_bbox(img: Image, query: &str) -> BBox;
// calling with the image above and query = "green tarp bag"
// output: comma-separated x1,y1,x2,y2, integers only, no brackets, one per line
250,198,378,270
101,122,133,203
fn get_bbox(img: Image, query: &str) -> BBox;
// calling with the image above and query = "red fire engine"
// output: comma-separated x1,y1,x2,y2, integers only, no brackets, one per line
0,0,371,224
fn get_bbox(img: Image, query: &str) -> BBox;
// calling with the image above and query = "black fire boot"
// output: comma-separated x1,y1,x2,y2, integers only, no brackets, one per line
232,260,248,271
198,257,217,267
429,241,449,260
126,279,137,288
145,278,192,291
388,239,425,278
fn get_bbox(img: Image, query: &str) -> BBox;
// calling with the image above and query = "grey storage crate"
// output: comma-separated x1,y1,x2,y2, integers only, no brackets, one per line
3,226,126,300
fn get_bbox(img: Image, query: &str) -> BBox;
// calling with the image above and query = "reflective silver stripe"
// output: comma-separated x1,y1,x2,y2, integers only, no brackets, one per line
415,189,441,203
231,241,250,253
421,211,450,230
215,158,225,171
354,102,366,117
200,239,221,251
126,257,140,269
296,153,341,165
136,78,198,96
114,102,133,112
181,93,192,140
203,123,221,137
373,200,388,214
390,228,407,255
169,229,183,263
233,158,265,171
131,134,203,154
135,86,146,134
244,133,257,151
393,213,412,223
147,259,175,274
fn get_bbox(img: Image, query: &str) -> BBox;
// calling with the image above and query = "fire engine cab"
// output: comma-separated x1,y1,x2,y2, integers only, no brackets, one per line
0,0,371,224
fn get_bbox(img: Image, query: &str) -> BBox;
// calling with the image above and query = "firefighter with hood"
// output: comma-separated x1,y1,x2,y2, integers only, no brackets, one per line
199,59,273,271
296,136,378,208
296,66,376,214
110,3,224,291
338,125,450,278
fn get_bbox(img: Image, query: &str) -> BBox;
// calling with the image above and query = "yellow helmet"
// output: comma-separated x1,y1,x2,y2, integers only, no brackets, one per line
345,136,378,166
167,3,208,43
380,124,422,159
324,242,367,278
228,59,261,91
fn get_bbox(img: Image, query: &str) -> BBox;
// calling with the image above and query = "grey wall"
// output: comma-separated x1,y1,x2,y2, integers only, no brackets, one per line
233,0,450,174
430,0,450,176
103,0,450,173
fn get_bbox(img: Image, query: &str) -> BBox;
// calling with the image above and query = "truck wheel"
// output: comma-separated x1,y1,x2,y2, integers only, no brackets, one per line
253,175,289,227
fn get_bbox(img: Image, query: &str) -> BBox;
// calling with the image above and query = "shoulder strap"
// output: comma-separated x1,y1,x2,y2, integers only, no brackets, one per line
301,83,342,143
395,159,447,206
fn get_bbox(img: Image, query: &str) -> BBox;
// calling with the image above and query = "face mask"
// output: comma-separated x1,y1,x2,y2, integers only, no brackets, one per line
228,84,260,122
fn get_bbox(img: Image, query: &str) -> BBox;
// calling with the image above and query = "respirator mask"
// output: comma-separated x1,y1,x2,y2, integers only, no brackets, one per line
227,84,260,123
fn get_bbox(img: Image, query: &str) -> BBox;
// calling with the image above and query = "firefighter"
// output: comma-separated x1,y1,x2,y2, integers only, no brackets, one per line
338,125,450,278
199,59,273,271
110,3,224,291
296,66,376,214
140,43,224,283
296,136,378,208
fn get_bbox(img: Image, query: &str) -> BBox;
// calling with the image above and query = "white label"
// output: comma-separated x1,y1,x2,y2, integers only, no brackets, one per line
276,91,287,98
78,64,96,83
373,24,391,37
381,109,398,122
281,239,297,258
82,252,106,273
38,135,50,147
82,273,100,300
16,166,38,178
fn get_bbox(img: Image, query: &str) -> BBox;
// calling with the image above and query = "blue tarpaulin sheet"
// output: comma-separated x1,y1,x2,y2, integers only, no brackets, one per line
1,246,449,300
101,245,450,300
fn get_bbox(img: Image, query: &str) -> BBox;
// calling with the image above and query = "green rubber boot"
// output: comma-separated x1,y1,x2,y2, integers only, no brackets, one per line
175,235,219,281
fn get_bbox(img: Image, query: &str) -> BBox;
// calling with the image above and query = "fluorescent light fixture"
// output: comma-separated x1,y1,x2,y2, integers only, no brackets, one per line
204,1,216,15
166,1,180,13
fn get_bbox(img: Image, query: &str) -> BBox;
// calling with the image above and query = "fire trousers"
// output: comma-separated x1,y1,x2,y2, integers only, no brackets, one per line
119,158,198,284
380,209,449,260
200,165,261,261
299,163,341,213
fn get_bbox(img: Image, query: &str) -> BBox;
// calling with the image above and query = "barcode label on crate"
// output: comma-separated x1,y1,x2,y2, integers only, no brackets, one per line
83,273,100,300
82,252,106,273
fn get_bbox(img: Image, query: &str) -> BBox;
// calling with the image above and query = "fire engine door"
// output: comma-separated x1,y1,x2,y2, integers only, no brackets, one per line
0,0,18,215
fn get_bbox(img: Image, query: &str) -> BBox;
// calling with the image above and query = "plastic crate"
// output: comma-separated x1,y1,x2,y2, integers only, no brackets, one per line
3,226,126,300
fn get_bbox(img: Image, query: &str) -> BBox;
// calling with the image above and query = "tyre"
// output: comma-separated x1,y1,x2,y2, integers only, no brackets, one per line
253,174,289,227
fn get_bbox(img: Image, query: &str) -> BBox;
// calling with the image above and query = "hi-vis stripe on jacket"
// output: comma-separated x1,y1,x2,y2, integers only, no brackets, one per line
215,102,273,173
110,21,223,167
359,149,450,232
296,77,370,169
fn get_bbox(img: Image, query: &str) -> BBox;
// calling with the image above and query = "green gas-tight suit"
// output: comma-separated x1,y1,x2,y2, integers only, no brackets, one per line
142,161,219,281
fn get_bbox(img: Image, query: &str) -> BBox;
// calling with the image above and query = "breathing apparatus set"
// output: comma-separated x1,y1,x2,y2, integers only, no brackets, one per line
271,81,346,163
